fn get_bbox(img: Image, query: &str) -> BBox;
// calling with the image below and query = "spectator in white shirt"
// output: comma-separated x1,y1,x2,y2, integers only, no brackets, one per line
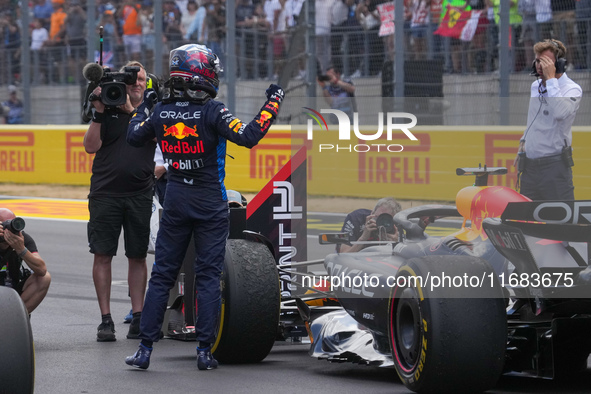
31,18,49,51
185,0,208,42
180,0,199,42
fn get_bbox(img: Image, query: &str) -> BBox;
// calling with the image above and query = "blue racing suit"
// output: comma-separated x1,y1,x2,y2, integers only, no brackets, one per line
127,85,284,344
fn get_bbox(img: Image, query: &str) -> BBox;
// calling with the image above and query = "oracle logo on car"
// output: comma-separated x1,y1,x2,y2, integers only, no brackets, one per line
303,108,418,153
533,201,591,225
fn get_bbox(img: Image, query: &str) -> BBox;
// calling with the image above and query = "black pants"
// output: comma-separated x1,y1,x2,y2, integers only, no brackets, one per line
139,181,228,344
520,155,574,200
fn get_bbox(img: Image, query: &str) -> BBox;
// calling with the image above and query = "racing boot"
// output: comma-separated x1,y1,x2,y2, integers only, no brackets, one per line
127,312,141,339
125,343,152,369
197,346,218,370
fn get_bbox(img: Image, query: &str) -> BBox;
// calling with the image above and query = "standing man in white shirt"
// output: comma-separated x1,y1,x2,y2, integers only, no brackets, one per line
153,145,168,205
516,39,582,201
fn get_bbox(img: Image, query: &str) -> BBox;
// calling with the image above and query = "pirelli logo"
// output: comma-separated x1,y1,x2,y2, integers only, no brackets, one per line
249,132,312,180
65,132,94,173
0,131,35,172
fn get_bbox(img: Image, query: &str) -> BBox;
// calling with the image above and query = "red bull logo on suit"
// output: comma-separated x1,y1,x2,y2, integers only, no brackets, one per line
161,122,204,155
163,123,199,140
256,111,273,129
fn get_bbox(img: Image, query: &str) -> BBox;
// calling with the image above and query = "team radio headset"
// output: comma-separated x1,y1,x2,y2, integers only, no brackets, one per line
516,40,568,185
523,39,567,143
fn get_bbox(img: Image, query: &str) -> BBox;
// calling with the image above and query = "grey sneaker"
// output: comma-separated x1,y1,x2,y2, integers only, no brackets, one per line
97,321,116,342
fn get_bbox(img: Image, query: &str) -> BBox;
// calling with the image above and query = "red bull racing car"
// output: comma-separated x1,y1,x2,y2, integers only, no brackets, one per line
164,166,591,393
297,166,591,393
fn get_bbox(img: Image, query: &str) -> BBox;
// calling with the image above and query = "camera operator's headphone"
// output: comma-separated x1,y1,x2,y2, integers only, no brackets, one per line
530,39,567,77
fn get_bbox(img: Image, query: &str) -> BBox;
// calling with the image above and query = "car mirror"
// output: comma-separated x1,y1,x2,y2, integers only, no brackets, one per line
318,233,352,246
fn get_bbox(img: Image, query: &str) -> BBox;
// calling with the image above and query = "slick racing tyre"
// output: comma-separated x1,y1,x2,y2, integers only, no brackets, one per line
0,286,34,394
212,239,280,363
390,255,506,394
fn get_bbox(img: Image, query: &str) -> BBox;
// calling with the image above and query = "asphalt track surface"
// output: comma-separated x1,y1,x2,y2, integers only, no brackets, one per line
4,197,591,394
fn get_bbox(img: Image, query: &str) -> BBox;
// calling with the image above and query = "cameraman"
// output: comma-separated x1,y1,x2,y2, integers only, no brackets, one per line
338,197,401,253
125,44,285,371
0,208,51,313
84,61,156,342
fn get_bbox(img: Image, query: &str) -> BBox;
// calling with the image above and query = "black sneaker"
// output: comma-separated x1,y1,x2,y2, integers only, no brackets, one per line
127,314,141,339
197,346,218,370
97,321,116,342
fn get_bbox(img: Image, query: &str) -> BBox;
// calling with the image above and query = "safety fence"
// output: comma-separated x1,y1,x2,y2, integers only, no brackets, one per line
1,0,590,126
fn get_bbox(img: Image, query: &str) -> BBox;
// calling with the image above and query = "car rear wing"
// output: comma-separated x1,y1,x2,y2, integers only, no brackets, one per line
484,201,591,278
500,201,591,243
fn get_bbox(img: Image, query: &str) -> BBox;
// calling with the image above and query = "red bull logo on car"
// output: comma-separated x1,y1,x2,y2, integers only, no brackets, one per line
454,185,530,241
163,123,199,140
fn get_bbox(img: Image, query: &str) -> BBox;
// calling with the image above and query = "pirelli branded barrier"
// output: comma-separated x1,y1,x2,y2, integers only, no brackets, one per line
0,125,92,185
1,125,590,200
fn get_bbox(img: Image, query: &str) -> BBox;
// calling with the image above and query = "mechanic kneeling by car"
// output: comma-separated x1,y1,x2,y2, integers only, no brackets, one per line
0,208,51,313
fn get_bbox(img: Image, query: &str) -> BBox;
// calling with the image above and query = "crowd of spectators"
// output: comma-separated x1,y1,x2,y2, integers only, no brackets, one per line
0,0,589,86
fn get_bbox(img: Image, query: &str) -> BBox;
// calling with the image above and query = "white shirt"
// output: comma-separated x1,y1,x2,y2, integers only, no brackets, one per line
535,0,552,23
264,0,281,30
31,27,49,50
331,0,348,26
284,0,304,27
180,10,197,38
315,0,335,35
523,73,582,159
276,6,287,33
185,6,207,41
154,145,168,170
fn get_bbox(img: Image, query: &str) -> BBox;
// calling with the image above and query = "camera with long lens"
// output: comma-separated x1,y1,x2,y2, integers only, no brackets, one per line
99,66,140,108
0,217,25,242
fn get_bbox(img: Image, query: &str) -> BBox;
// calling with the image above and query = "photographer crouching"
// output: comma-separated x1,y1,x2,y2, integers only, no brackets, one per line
83,61,156,342
337,197,401,253
0,208,51,313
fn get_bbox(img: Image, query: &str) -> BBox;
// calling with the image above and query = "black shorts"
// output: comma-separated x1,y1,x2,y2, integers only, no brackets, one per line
87,190,152,258
1,267,32,295
13,268,32,295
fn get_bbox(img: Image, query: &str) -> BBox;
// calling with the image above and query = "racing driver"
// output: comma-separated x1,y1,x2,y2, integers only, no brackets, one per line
125,44,285,370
